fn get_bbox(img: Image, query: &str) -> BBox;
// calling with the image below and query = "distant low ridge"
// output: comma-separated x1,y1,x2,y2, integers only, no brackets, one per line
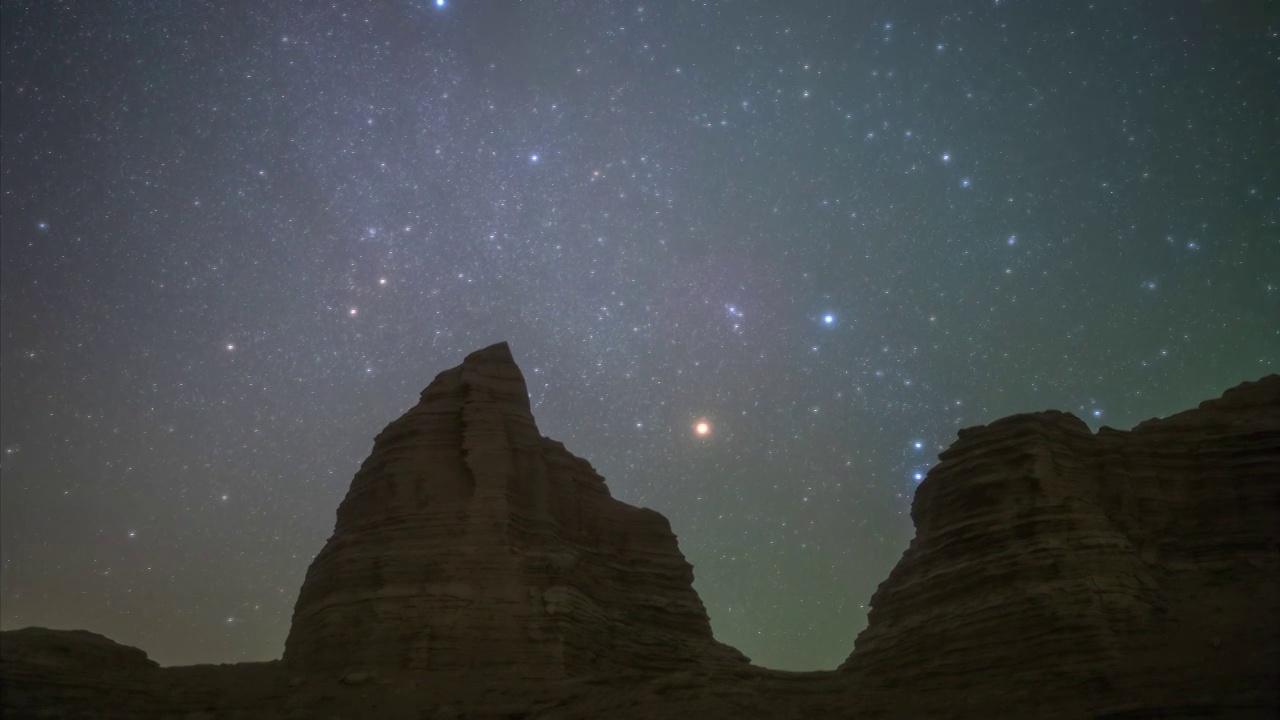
3,344,1277,719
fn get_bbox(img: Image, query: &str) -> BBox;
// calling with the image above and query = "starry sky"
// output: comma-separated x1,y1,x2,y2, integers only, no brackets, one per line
2,1,1276,672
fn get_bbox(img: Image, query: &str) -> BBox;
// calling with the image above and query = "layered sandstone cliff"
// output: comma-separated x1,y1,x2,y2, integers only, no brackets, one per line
2,349,1276,719
282,342,748,681
840,375,1280,718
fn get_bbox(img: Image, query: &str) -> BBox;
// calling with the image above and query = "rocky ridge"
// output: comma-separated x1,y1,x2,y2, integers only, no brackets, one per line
1,345,1276,719
841,375,1280,718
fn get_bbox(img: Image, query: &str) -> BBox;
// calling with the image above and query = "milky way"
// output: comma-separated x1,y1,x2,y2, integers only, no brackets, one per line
2,1,1276,670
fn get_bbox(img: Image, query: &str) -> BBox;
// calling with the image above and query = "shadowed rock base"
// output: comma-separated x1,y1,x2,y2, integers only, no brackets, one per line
3,346,1276,720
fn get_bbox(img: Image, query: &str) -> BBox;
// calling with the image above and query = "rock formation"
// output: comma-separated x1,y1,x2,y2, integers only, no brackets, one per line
283,342,748,682
0,628,158,712
2,344,1277,719
0,627,283,719
841,376,1280,718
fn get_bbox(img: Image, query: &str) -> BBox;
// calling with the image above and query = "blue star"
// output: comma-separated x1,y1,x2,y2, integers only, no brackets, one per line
821,313,836,326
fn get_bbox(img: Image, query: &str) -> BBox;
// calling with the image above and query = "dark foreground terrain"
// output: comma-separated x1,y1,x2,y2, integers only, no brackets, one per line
3,344,1277,719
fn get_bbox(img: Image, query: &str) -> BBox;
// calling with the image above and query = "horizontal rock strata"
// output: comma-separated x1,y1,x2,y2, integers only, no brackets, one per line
840,375,1280,718
282,342,747,680
3,353,1276,719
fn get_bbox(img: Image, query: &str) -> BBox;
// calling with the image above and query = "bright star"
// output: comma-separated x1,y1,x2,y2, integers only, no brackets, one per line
913,472,925,482
530,154,539,162
822,314,835,326
961,178,971,188
913,441,923,450
941,153,951,163
435,0,445,6
694,420,711,437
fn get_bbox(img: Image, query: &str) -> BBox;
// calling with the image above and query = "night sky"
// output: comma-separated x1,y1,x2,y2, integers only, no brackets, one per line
2,1,1276,672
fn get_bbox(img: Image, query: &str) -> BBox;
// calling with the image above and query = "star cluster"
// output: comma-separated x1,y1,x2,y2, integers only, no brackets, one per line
1,1,1276,671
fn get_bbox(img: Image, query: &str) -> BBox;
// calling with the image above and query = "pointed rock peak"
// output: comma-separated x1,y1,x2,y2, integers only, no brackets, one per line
464,340,516,364
419,341,532,415
284,343,746,679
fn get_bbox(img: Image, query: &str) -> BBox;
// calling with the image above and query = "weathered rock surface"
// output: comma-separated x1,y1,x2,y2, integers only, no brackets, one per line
283,341,748,681
840,374,1280,718
0,628,159,716
0,627,284,719
2,347,1276,719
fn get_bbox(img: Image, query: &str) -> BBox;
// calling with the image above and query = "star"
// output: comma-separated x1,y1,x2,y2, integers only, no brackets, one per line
3,0,1268,676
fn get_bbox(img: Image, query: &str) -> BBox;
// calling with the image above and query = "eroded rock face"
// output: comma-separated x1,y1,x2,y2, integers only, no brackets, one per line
282,342,747,680
2,355,1276,719
840,375,1280,718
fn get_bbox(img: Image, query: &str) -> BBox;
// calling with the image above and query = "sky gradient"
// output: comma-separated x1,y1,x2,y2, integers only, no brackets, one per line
2,1,1276,671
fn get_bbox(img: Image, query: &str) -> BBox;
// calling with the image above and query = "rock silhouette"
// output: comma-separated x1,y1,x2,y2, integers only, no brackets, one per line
284,342,748,680
2,344,1277,719
840,376,1280,718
